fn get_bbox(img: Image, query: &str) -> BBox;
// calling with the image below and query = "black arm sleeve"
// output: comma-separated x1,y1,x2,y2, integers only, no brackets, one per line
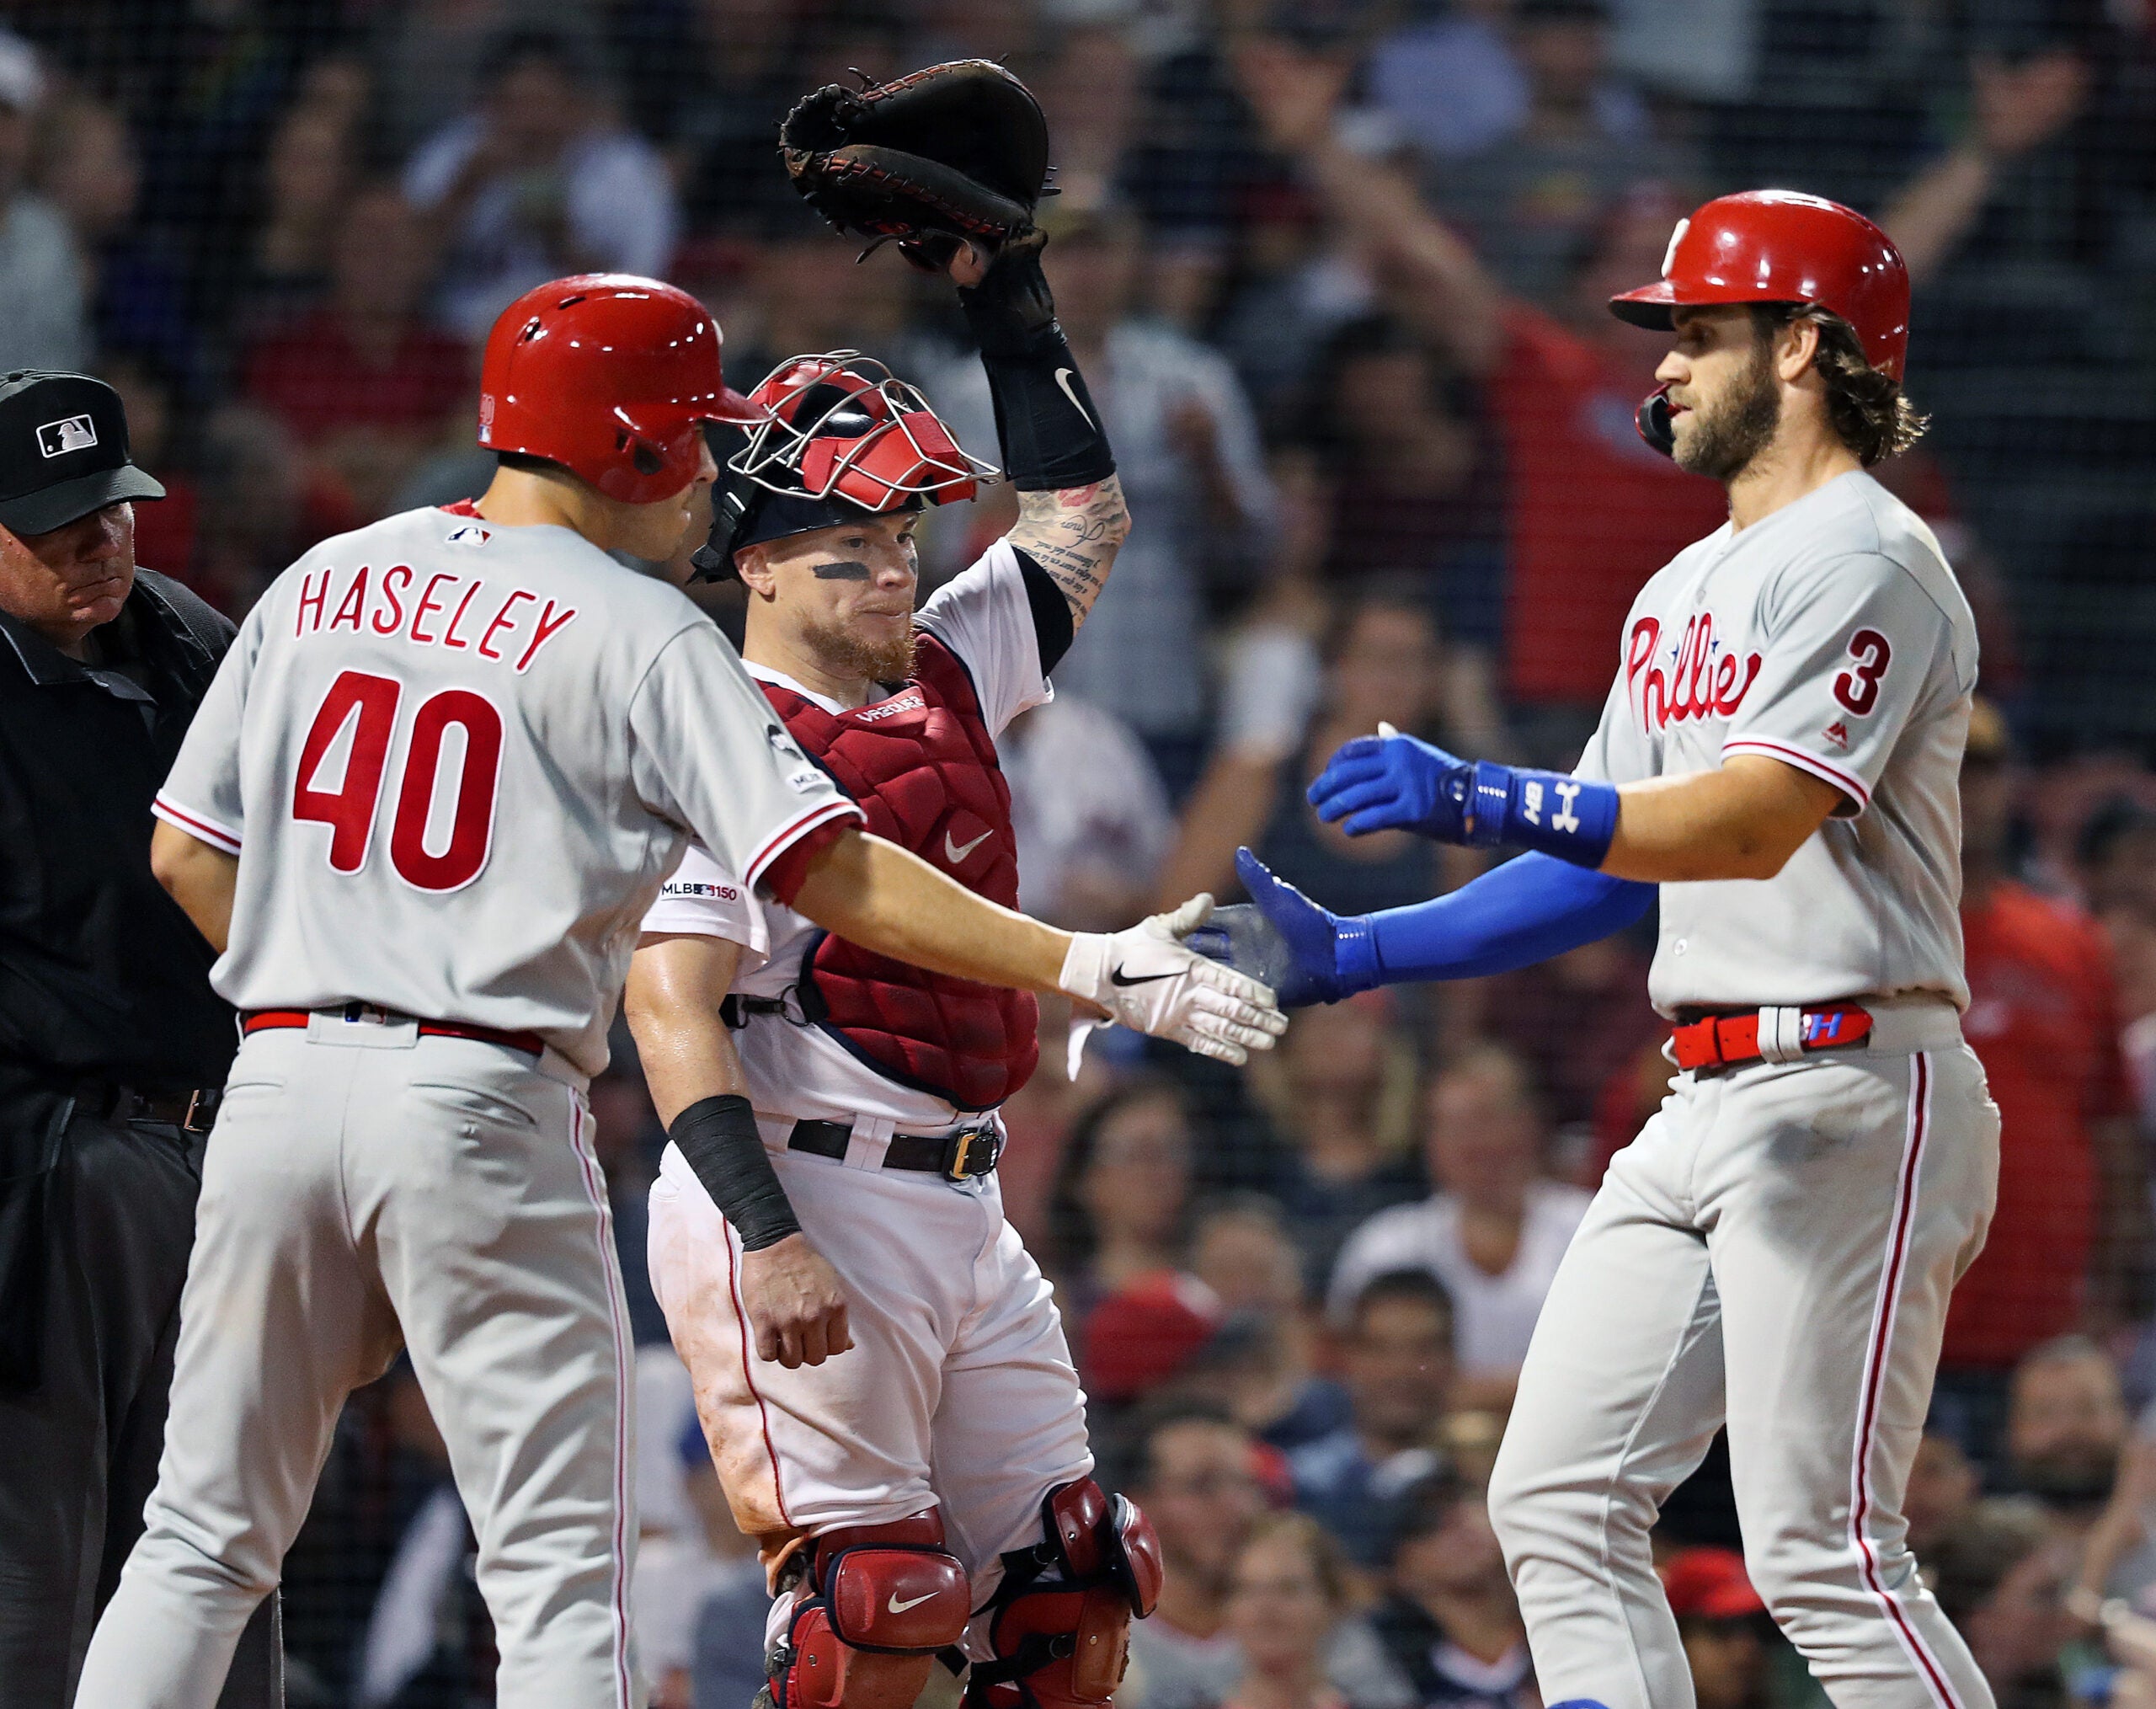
669,1093,802,1251
1012,547,1075,672
958,235,1115,493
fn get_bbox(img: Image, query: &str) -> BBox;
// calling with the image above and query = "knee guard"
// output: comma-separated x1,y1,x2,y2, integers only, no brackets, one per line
767,1511,974,1709
967,1478,1164,1709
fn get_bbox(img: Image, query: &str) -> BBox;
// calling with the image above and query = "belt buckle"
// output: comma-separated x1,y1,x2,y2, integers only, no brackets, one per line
942,1123,1001,1182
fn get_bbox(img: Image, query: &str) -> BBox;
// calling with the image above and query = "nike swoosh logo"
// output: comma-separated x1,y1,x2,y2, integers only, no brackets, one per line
944,828,991,863
1109,965,1177,987
1054,367,1094,429
889,1591,938,1615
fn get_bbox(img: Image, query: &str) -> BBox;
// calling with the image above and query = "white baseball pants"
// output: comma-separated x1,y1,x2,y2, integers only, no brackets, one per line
647,1135,1092,1600
1488,1034,2000,1709
72,1019,640,1709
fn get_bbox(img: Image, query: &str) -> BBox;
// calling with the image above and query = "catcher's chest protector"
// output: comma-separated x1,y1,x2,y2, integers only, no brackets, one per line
761,635,1039,1109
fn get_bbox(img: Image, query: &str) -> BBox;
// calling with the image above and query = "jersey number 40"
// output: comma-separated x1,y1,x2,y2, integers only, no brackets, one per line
293,669,502,892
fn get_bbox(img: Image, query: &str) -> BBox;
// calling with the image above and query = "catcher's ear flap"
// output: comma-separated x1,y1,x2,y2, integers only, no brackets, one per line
1636,384,1677,458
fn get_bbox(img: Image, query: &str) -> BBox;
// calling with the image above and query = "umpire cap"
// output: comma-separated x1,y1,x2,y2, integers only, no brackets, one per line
0,371,166,537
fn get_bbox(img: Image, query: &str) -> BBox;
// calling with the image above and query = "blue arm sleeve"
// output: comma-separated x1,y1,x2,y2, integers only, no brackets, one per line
1368,852,1655,984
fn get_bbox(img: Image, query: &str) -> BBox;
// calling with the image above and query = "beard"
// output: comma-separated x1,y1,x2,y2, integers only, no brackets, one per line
2010,1446,2118,1511
1674,339,1783,482
800,612,918,687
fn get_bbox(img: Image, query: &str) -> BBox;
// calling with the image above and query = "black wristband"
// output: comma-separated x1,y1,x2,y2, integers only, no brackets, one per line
670,1094,802,1252
959,238,1116,493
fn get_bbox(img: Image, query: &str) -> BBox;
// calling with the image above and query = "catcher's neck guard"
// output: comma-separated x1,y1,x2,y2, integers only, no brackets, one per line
692,351,996,581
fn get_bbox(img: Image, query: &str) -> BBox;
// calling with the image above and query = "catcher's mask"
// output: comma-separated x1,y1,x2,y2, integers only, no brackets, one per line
691,352,995,580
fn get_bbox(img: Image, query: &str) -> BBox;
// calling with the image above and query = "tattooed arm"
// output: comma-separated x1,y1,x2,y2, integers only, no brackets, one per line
1008,474,1132,631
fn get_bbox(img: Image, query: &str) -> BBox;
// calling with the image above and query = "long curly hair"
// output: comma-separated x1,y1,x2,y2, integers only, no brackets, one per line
1754,303,1929,467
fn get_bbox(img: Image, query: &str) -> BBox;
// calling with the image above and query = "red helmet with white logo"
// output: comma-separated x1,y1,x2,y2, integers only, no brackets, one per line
1609,189,1912,379
691,351,995,579
477,273,764,505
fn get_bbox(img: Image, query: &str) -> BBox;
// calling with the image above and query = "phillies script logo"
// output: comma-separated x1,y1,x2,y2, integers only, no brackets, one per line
1628,613,1762,731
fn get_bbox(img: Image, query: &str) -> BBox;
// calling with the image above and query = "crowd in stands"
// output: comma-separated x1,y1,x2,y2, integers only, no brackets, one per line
8,0,2156,1704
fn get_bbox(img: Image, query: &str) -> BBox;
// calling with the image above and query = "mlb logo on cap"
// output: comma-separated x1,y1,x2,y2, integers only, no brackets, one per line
38,414,99,457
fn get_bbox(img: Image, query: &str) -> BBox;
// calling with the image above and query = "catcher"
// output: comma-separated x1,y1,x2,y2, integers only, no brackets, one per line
628,63,1162,1709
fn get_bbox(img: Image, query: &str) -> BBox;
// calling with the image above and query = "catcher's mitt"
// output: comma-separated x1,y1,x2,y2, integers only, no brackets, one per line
779,60,1049,267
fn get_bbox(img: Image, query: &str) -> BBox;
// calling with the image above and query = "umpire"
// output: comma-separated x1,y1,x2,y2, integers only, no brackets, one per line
0,371,278,1705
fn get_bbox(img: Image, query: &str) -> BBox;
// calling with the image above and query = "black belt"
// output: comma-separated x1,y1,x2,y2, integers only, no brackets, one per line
787,1118,1002,1182
73,1079,222,1135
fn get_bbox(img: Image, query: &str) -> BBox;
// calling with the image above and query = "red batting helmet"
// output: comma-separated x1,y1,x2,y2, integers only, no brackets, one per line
1609,189,1912,379
477,273,764,505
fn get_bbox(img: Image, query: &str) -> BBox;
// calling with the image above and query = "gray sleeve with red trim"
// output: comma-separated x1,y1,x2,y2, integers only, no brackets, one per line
627,619,862,890
1721,551,1958,814
153,596,269,852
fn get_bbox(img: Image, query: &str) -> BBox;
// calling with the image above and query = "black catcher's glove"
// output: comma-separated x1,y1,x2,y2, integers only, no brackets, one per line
778,59,1049,270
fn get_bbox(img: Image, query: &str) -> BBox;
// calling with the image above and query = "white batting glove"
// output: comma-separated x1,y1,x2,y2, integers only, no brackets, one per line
1059,894,1288,1070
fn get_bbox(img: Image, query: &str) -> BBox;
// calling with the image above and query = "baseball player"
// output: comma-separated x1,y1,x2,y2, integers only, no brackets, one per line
1201,192,1999,1708
75,272,1279,1709
627,172,1166,1709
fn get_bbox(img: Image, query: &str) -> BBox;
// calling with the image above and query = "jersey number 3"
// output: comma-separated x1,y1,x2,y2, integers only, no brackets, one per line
293,670,503,891
1833,628,1892,717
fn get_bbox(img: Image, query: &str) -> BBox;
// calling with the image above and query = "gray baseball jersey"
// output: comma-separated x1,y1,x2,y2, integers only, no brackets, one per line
154,504,861,1076
1575,470,1977,1016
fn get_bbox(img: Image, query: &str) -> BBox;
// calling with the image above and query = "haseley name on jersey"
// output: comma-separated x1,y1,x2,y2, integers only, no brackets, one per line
291,559,580,675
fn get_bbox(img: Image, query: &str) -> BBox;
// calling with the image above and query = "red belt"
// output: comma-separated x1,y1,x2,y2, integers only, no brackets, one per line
1669,1004,1874,1071
243,1007,546,1059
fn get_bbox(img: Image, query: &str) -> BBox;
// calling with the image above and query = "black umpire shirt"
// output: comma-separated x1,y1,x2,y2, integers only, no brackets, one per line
0,569,237,1100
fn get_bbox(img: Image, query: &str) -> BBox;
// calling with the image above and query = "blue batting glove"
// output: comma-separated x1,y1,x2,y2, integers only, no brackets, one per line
1183,849,1382,1007
1308,729,1475,841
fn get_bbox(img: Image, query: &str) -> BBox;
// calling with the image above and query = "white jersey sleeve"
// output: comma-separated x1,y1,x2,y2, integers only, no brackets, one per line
915,539,1052,738
640,839,769,964
152,600,266,854
1721,551,1964,814
627,620,862,891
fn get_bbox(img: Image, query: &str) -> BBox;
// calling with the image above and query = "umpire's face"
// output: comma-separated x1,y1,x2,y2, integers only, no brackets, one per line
0,500,136,659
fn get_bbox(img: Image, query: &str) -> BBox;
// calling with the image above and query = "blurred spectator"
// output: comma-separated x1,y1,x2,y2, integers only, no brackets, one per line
403,25,678,341
1659,1548,1771,1709
1878,51,2090,286
1120,1400,1409,1709
666,0,802,238
243,185,471,525
189,402,339,617
1233,44,1726,750
0,32,88,372
589,1064,666,1344
374,0,603,163
2006,1336,2130,1530
1289,1270,1455,1567
1247,996,1424,1289
1006,693,1175,930
1907,1430,1982,1561
1047,1076,1222,1405
98,353,197,582
931,199,1278,793
353,1365,490,1706
1369,1472,1536,1707
1463,918,1662,1137
1372,0,1650,163
1213,1512,1401,1709
240,100,359,328
1330,1046,1588,1410
1424,0,1696,307
35,95,197,393
1928,1496,2084,1708
1187,1199,1352,1452
1938,702,2150,1460
1159,585,1455,919
1309,318,1502,641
